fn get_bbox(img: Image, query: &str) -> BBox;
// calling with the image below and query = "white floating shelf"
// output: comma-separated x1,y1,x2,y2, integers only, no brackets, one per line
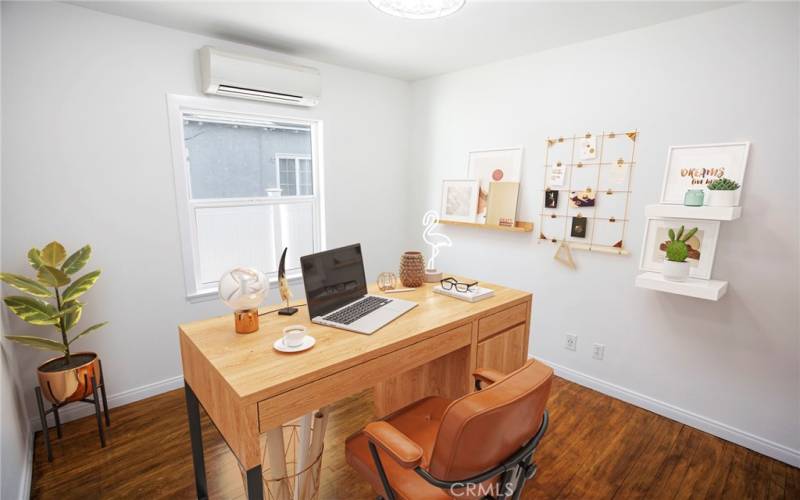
645,204,742,221
635,272,728,301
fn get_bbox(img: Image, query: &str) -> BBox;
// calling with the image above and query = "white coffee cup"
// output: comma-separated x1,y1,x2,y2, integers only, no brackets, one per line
282,325,307,348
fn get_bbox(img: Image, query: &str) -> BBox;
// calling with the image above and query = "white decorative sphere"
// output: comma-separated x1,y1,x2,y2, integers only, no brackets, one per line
218,267,268,311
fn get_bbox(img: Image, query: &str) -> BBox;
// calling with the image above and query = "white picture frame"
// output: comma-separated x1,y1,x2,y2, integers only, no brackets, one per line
467,147,524,223
639,217,720,279
660,142,750,204
440,179,479,223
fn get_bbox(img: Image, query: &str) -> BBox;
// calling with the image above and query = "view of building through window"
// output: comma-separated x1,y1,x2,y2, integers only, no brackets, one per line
278,156,312,196
183,118,313,199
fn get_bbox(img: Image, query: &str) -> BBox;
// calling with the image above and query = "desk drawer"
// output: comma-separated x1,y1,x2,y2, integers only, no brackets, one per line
258,323,471,432
477,324,526,374
478,302,528,341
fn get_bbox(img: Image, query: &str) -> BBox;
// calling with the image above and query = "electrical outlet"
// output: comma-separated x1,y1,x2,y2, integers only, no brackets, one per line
592,343,605,360
565,333,577,351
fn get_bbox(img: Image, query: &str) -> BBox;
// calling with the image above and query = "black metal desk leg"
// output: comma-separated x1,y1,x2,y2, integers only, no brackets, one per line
185,383,208,500
245,465,263,500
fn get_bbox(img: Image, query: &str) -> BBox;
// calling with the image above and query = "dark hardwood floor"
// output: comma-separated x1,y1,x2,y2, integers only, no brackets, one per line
30,376,798,499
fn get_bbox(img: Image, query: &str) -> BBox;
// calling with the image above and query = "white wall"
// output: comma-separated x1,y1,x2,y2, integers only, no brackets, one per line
409,2,800,465
1,0,410,428
1,3,33,498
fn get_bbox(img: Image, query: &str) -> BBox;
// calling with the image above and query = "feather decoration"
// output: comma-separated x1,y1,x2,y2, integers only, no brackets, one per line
278,247,292,306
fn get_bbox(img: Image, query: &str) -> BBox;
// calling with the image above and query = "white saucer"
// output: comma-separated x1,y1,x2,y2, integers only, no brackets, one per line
273,335,316,353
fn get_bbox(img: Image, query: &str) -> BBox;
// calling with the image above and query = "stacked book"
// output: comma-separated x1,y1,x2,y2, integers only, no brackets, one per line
433,285,495,303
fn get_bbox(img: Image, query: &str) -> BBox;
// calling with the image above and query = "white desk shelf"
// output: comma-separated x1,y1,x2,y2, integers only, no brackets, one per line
645,204,742,221
635,272,728,301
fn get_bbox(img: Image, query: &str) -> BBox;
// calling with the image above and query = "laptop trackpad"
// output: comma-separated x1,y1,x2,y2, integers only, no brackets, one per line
352,307,395,328
348,301,411,332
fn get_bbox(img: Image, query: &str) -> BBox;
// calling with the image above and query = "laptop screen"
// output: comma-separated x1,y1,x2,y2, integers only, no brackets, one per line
300,243,368,319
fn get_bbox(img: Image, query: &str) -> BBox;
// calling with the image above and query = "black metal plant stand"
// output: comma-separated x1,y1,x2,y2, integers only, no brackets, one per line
34,359,110,462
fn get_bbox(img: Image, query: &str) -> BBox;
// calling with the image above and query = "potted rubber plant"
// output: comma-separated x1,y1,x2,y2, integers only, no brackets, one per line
662,226,697,282
1,242,107,405
706,178,741,207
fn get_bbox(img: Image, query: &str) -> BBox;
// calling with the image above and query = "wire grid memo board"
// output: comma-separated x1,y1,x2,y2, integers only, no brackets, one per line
539,131,638,255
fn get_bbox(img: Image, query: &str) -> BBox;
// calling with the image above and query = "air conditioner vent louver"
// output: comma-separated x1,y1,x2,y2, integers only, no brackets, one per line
200,47,320,107
217,85,304,102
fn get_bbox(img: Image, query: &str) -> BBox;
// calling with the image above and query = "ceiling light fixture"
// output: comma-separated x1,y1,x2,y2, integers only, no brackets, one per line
368,0,465,20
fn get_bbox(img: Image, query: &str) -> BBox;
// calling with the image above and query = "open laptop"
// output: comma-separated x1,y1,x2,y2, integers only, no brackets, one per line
300,244,417,334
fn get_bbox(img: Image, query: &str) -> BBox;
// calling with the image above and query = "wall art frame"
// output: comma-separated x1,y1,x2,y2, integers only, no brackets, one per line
440,179,480,223
467,147,524,223
639,217,720,279
659,142,750,205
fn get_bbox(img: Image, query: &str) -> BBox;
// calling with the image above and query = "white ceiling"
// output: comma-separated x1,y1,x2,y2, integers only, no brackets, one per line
71,1,729,81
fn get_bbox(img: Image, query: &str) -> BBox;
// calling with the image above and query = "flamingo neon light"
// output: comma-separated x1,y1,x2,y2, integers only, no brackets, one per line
422,210,452,280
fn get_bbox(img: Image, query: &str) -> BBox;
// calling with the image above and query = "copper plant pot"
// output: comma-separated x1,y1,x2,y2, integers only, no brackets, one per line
37,352,101,405
399,251,426,288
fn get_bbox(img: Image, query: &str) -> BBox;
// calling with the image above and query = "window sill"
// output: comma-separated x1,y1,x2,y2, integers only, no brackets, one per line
186,272,304,304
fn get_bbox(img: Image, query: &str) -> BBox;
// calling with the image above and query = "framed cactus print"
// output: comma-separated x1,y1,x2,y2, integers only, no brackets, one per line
639,217,720,279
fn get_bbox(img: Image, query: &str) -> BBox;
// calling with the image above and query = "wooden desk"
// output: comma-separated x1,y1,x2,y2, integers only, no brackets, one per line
179,279,532,499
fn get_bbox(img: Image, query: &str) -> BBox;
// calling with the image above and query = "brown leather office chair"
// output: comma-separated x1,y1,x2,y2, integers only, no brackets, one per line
346,359,553,500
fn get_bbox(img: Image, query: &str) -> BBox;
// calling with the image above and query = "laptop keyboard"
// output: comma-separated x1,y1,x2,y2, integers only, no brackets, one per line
323,296,392,325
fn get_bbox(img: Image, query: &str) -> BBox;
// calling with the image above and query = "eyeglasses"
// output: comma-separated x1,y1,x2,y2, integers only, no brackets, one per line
440,277,478,293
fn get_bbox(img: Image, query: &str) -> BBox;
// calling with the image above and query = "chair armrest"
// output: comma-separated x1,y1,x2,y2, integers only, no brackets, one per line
473,368,506,388
364,421,424,469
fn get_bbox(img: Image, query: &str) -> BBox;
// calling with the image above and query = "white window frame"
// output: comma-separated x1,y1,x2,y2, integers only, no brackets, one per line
275,153,313,196
167,94,326,301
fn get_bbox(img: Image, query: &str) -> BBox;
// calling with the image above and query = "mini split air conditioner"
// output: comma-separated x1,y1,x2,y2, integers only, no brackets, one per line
199,46,320,107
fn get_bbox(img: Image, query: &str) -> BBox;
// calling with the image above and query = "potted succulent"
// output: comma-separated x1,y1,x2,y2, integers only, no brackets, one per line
662,226,697,282
706,178,741,207
1,242,107,405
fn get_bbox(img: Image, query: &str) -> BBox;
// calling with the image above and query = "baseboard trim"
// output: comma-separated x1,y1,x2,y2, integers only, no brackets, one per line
535,356,800,468
30,374,184,430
